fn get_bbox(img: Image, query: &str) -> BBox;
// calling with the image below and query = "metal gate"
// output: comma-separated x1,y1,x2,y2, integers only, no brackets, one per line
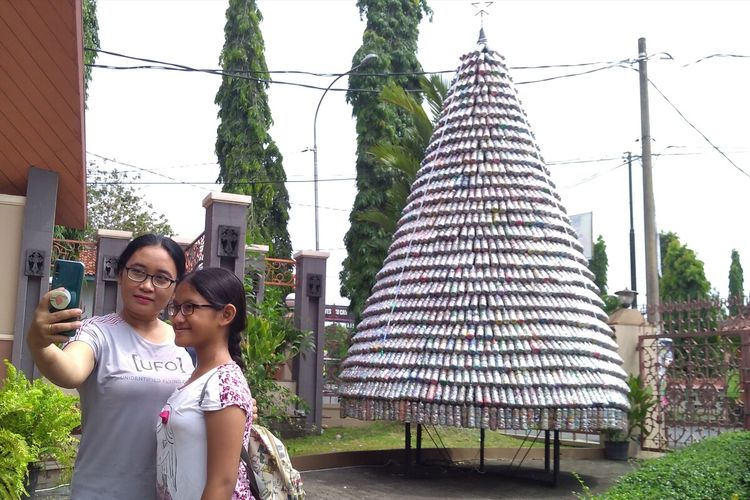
638,298,750,452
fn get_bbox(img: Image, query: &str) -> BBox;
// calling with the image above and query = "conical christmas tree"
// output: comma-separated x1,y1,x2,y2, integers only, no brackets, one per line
338,32,629,432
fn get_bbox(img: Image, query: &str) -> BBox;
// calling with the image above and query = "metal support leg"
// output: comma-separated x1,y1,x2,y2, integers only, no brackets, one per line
480,428,486,472
553,430,560,487
416,424,422,465
544,430,551,473
405,423,412,475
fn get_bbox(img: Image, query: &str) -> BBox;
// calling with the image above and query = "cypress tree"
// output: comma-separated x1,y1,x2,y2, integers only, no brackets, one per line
729,249,744,315
589,235,609,296
215,0,291,258
341,0,431,323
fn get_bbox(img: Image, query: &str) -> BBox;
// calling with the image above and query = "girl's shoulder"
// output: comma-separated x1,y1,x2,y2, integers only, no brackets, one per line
202,363,251,411
215,363,248,390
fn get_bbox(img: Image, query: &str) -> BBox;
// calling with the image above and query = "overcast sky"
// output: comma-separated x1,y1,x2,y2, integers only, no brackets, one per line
85,0,750,305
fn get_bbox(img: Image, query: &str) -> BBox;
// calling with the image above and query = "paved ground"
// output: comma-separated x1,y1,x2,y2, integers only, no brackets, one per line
30,457,636,499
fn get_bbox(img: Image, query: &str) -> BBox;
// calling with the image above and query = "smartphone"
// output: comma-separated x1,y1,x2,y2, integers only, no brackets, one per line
50,260,85,336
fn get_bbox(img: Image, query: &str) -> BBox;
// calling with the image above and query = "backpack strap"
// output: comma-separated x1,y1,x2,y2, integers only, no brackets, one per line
198,369,219,406
240,446,262,500
199,369,261,499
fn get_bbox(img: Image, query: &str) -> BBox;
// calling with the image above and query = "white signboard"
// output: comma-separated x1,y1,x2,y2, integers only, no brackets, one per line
570,212,593,260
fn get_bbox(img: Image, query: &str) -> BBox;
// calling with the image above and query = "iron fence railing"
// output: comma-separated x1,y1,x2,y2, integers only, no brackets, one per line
638,297,750,452
323,357,341,404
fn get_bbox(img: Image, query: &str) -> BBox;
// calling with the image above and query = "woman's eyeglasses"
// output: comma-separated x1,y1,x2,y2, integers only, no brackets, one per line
166,302,219,317
125,267,176,289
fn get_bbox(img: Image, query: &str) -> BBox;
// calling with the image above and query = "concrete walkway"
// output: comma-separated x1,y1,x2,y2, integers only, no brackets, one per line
300,458,637,499
30,458,636,499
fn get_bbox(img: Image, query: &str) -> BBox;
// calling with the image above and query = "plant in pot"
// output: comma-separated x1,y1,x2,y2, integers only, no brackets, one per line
603,374,655,460
0,360,81,499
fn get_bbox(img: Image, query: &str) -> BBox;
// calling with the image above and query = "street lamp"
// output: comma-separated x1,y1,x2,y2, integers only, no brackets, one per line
312,53,378,251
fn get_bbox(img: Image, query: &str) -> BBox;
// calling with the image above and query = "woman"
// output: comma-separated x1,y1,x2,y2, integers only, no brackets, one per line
27,234,230,499
156,267,253,499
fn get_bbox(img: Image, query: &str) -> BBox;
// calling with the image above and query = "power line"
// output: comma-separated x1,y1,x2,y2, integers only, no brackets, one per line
87,151,211,191
86,47,632,92
547,155,627,166
562,160,629,189
683,53,750,67
86,177,356,186
515,62,629,85
647,78,750,180
291,202,349,213
87,47,629,75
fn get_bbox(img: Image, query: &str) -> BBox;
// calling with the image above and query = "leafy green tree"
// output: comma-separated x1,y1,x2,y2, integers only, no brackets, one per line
587,235,619,314
82,0,99,104
659,231,679,272
54,163,173,242
659,232,711,302
728,249,744,315
357,75,448,233
589,235,608,295
215,0,291,258
86,163,173,238
341,0,431,323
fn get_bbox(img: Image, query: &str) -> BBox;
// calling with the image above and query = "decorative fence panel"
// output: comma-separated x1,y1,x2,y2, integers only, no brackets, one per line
264,257,295,288
52,239,97,275
639,298,750,452
184,232,205,273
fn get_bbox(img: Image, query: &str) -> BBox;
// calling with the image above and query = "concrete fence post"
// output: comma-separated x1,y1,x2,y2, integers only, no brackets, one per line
12,167,58,379
93,229,132,316
202,192,252,281
292,250,329,432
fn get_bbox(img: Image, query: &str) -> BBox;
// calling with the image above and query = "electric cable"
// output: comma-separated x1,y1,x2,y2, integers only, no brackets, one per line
647,78,750,180
683,53,750,67
85,47,633,92
87,152,211,191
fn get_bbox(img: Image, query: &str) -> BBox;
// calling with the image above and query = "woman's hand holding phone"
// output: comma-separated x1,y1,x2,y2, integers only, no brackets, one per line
27,289,84,350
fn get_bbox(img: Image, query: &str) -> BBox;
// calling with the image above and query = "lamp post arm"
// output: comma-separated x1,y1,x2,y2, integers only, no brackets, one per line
312,72,348,251
311,55,373,251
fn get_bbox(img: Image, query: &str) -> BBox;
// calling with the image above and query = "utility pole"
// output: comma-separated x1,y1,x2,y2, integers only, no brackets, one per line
624,151,637,308
638,37,660,324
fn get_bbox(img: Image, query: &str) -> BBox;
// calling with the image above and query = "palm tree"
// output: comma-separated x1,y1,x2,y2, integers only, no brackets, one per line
357,75,449,233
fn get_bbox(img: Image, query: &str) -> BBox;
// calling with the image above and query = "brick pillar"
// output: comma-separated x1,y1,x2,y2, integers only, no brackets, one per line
202,192,252,280
93,229,133,316
293,250,329,432
12,167,58,379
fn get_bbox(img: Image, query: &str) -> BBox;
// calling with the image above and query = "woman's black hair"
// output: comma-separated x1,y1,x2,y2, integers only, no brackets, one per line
180,267,247,370
116,234,187,280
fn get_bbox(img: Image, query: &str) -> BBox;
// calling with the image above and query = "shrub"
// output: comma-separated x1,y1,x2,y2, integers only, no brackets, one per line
0,360,80,498
242,286,314,429
597,431,750,499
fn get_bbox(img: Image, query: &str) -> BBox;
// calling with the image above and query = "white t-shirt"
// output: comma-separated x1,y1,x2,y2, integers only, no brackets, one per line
64,313,193,500
156,363,253,500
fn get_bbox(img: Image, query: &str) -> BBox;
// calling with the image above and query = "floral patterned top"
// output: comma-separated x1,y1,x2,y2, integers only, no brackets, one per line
156,363,253,499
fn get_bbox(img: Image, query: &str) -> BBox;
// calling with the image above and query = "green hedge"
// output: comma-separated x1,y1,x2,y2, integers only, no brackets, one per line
597,431,750,499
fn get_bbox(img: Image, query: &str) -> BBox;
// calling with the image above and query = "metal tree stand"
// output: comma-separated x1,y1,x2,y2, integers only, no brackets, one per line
403,423,561,487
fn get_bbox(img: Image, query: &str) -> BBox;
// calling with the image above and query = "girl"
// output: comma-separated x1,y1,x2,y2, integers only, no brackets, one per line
156,267,253,500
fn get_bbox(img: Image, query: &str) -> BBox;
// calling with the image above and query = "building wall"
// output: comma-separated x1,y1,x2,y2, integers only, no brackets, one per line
0,195,25,379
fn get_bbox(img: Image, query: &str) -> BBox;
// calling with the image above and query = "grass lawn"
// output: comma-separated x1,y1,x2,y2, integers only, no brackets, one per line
286,421,543,457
